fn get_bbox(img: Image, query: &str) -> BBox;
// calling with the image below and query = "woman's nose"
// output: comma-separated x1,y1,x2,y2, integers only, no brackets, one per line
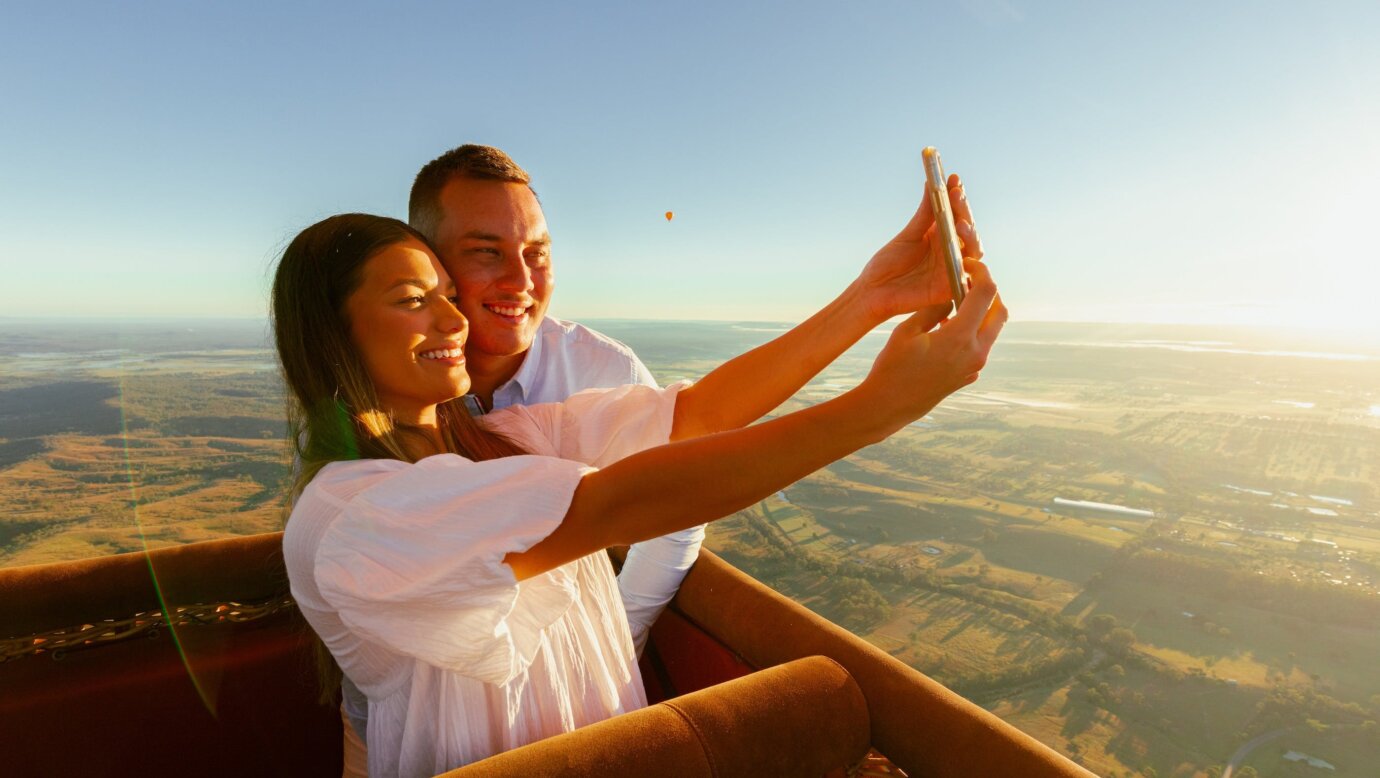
437,298,467,338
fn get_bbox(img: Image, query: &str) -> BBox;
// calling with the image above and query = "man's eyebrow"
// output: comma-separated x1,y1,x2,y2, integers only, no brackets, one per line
459,230,502,241
459,230,551,246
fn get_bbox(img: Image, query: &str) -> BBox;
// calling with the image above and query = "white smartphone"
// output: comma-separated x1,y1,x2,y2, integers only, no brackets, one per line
922,146,966,308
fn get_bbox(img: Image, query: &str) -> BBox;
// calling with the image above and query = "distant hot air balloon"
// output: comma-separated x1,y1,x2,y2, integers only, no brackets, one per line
665,211,673,221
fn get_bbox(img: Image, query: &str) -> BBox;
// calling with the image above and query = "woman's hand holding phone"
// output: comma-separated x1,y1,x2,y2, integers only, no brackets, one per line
853,150,984,330
922,147,972,310
856,257,1007,436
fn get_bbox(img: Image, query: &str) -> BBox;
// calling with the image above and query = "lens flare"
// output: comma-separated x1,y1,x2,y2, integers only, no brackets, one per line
116,356,216,715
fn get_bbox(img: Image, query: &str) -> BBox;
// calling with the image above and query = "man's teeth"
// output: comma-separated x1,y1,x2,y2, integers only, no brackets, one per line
420,348,464,360
487,305,528,317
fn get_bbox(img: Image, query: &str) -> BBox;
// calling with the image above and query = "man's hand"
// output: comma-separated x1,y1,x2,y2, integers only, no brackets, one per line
851,173,983,330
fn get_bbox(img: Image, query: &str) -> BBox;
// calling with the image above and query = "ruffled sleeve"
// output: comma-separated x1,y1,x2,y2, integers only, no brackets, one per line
486,381,690,467
312,453,591,687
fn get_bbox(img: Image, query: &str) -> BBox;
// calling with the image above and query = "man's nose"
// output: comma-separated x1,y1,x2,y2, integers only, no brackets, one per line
495,253,534,292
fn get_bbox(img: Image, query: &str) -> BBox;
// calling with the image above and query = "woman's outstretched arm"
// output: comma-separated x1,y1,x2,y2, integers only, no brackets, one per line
507,259,1006,581
669,173,983,441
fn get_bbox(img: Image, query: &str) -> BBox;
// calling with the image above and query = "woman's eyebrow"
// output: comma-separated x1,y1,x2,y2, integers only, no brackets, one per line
385,278,431,292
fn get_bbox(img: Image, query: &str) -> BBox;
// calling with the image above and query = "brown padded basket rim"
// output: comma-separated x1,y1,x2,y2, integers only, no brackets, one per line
444,655,871,778
0,532,288,638
0,534,341,777
2,535,1093,777
644,548,1097,778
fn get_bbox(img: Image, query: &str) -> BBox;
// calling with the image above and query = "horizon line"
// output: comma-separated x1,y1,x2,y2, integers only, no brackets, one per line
1,315,1376,346
0,314,1350,330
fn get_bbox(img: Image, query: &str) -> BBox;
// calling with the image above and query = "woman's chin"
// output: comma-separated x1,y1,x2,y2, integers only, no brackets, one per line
424,372,470,403
428,383,471,408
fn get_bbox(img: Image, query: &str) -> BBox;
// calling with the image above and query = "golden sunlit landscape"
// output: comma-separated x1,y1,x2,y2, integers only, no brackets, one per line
3,318,1378,777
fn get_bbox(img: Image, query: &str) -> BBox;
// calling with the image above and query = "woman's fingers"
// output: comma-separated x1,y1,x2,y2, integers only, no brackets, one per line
893,307,938,338
916,301,956,332
949,258,997,333
977,292,1009,351
956,219,983,261
948,176,983,261
949,175,976,227
894,183,936,241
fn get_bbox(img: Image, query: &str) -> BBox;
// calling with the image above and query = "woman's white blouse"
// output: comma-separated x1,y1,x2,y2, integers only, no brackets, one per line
283,383,685,778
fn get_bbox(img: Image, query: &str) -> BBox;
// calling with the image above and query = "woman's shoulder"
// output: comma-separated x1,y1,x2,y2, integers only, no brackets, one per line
302,453,577,509
304,458,412,504
282,460,414,584
286,457,463,555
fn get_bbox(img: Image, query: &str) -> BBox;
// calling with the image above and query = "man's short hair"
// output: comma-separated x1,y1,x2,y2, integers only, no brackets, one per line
409,144,532,240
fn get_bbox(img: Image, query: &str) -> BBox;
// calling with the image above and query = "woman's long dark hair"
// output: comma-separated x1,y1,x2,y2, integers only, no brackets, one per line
270,213,527,700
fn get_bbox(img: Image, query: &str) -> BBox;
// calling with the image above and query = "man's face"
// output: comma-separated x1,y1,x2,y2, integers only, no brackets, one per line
431,178,552,364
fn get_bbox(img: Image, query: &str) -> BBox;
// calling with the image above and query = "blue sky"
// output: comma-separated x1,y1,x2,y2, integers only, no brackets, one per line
2,1,1377,333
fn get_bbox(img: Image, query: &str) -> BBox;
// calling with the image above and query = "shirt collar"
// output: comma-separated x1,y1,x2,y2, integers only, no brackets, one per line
494,317,546,405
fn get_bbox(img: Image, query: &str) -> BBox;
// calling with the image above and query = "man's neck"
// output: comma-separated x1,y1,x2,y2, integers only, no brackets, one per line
465,350,528,409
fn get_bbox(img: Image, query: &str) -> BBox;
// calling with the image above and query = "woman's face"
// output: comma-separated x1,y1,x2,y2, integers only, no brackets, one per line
344,238,470,424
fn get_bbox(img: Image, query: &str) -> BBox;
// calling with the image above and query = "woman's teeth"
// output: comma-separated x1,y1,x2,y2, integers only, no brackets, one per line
487,305,527,317
420,348,464,360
